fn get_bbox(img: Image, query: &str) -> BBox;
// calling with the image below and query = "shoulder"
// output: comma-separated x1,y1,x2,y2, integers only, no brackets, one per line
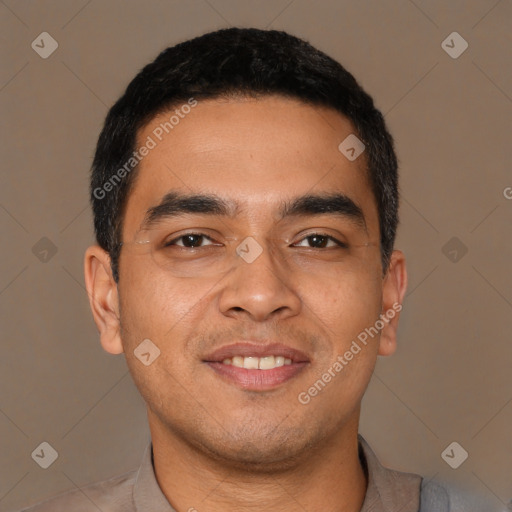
419,480,450,511
14,469,138,512
420,478,505,512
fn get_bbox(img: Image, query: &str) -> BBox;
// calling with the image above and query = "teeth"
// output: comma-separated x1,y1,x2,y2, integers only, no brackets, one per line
259,356,275,369
243,357,259,369
275,356,285,367
222,355,294,370
232,356,244,368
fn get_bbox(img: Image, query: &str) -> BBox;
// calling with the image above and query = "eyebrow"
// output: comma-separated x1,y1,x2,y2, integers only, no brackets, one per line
281,193,367,230
139,191,367,231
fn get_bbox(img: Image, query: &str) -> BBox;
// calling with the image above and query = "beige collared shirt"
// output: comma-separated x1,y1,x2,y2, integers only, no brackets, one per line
19,434,422,512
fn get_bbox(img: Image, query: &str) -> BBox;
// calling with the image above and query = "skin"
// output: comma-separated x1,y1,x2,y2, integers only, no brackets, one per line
84,95,407,512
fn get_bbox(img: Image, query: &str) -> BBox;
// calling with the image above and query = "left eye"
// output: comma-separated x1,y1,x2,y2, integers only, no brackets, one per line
293,234,345,249
167,234,216,248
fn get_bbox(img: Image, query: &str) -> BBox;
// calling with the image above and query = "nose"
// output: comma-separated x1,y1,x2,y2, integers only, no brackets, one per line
218,240,302,323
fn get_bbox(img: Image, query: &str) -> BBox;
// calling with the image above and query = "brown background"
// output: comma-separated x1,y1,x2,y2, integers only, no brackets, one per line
1,0,511,510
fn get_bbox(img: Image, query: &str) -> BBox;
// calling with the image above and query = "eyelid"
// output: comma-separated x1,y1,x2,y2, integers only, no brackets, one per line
164,231,347,249
291,232,348,248
164,232,219,247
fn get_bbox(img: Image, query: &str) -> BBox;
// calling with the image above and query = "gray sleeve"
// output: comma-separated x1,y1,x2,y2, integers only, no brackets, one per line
419,479,450,512
419,478,508,512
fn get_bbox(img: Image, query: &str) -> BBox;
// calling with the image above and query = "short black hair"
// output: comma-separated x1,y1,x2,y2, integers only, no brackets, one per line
91,27,399,282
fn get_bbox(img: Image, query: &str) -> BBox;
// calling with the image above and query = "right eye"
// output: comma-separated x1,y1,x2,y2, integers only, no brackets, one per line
164,233,217,248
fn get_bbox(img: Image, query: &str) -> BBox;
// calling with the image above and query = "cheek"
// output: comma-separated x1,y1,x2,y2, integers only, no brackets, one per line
118,270,221,391
300,272,381,413
299,266,382,341
120,263,215,334
117,274,211,404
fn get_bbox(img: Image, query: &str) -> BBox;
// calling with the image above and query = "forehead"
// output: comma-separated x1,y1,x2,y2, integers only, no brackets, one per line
123,95,377,236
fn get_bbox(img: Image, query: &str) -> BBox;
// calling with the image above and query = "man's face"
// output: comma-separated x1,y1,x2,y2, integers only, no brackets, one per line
111,96,394,468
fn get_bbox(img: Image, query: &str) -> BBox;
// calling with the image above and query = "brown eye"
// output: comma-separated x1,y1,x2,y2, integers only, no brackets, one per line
293,233,347,249
307,235,329,248
165,233,215,248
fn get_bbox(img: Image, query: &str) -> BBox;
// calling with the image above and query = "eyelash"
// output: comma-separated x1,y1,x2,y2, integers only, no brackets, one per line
164,232,348,249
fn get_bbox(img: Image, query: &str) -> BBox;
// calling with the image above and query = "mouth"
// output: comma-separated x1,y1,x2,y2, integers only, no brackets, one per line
203,342,310,391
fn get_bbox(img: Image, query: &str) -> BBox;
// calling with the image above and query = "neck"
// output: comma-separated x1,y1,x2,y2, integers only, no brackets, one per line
149,413,367,512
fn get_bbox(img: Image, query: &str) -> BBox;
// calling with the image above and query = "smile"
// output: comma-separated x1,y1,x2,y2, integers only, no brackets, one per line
221,355,292,370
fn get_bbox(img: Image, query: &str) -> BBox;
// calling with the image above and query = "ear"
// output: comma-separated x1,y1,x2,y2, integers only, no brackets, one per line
84,245,124,355
378,250,407,357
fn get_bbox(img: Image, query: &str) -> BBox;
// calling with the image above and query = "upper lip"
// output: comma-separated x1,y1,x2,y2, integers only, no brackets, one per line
203,342,310,364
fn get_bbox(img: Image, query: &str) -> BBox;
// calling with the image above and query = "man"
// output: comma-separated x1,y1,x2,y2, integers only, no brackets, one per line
19,27,492,512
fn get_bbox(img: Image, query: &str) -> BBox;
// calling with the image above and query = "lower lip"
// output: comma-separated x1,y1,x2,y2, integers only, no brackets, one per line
205,362,308,390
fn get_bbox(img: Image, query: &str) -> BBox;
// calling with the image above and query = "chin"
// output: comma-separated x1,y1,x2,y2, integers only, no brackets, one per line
195,425,316,473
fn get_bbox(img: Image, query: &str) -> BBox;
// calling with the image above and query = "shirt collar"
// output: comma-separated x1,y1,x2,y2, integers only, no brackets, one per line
133,442,176,511
358,434,422,511
133,435,421,511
